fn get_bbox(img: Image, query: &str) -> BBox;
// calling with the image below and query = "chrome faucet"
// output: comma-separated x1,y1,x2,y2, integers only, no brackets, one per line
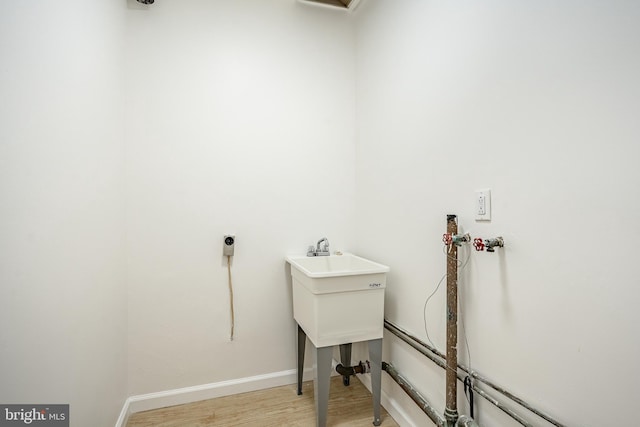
307,237,330,256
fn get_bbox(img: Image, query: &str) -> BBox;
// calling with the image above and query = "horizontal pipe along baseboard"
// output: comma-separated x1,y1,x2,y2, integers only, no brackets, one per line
384,320,566,427
382,362,445,427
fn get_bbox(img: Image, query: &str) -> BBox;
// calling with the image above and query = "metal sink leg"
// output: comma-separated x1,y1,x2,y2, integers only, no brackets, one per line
314,344,333,427
297,325,306,395
369,338,383,426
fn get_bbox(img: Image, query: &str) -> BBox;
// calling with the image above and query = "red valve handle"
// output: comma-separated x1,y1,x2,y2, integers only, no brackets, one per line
473,238,485,251
442,233,452,245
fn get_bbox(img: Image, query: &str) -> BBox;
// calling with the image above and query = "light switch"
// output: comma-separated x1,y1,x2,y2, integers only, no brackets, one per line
475,189,491,221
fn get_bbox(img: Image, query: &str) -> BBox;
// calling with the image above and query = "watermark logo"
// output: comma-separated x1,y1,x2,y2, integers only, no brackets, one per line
1,405,68,426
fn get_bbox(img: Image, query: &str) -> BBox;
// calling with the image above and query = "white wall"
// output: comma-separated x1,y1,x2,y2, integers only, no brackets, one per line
354,1,640,426
4,1,637,425
124,0,356,395
0,1,127,427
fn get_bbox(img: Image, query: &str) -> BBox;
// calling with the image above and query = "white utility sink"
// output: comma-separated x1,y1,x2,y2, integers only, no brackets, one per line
286,253,389,348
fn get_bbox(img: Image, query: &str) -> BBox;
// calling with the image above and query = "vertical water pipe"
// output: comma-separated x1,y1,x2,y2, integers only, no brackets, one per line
445,215,459,426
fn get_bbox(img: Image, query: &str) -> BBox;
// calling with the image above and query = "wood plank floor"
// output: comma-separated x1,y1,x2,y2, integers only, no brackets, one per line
126,376,399,427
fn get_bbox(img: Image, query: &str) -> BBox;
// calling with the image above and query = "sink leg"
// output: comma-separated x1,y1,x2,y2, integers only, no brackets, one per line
339,343,353,386
314,345,333,427
369,338,383,426
297,325,306,395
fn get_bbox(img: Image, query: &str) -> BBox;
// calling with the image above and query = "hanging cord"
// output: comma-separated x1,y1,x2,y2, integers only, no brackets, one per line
227,255,235,341
458,292,474,413
464,375,475,418
422,243,472,378
456,244,474,411
423,272,447,349
423,243,471,349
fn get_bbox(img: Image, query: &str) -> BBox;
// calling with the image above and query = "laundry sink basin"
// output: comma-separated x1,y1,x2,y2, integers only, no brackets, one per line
286,254,389,347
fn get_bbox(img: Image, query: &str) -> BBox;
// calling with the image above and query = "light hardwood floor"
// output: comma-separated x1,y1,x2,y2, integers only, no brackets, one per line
126,376,399,427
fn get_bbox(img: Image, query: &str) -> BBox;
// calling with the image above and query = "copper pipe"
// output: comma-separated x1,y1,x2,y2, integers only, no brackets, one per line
445,214,459,425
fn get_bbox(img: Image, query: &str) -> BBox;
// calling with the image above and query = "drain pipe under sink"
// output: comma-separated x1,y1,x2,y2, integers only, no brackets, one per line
335,360,371,377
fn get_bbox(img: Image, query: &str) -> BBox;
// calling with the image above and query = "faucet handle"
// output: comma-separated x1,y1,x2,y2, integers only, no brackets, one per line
307,245,316,257
473,238,485,251
315,237,330,255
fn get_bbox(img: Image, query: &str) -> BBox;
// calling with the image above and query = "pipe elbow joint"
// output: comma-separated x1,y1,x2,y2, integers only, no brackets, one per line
335,361,370,377
456,415,479,427
335,363,356,377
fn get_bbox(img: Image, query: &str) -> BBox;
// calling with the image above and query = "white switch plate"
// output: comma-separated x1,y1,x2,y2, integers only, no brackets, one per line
475,189,491,221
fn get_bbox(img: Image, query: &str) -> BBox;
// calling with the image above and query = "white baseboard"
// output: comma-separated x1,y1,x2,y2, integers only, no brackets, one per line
115,367,316,427
114,401,130,427
114,367,419,427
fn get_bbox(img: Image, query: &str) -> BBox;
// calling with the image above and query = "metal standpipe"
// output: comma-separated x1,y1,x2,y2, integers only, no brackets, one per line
296,325,383,427
445,214,459,426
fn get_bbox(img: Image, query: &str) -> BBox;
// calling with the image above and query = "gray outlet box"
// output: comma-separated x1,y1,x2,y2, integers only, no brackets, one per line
223,235,235,256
